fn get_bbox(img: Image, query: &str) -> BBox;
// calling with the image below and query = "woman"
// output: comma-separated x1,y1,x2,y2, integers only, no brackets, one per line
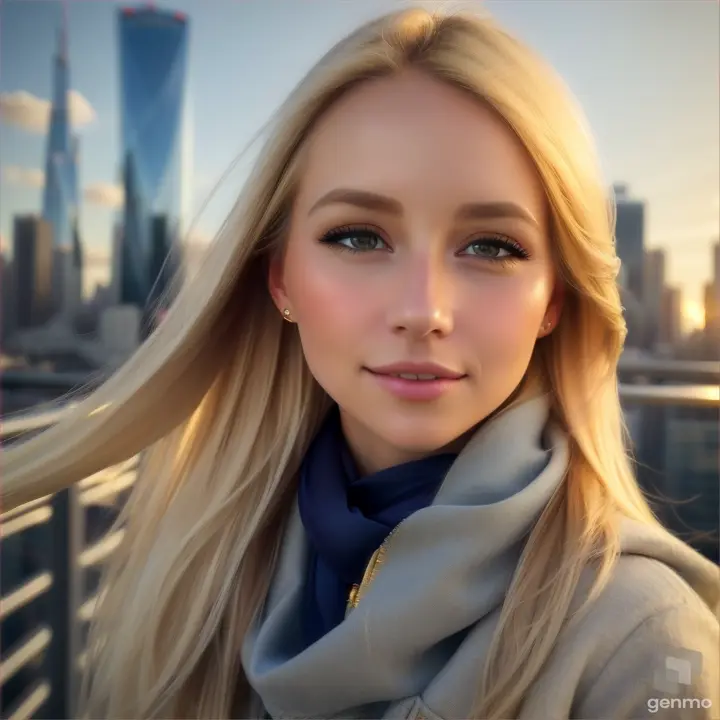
3,7,718,719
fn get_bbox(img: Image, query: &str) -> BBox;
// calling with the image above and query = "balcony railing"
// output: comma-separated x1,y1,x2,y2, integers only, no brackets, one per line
1,368,718,719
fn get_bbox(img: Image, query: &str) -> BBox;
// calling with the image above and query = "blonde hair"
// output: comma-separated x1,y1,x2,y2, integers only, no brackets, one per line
3,7,663,718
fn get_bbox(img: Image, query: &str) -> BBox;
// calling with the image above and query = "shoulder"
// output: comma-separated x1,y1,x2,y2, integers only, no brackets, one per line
562,545,719,719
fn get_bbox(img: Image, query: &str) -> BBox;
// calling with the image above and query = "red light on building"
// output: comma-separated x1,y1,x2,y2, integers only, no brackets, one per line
122,8,135,15
174,12,186,21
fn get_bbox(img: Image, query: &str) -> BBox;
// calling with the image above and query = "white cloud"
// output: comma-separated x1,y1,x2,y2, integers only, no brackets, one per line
2,165,45,189
0,89,96,134
68,90,97,128
84,182,124,209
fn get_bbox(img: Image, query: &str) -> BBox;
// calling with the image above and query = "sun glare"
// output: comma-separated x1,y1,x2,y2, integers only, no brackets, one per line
682,299,706,333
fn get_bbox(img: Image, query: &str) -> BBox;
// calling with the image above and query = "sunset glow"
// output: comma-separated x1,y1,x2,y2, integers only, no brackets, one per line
682,299,706,333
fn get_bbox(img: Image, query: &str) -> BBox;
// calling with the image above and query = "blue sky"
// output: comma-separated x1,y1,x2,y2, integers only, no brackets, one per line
1,0,718,315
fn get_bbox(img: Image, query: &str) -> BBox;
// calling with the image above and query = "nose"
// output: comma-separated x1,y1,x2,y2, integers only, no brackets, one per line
387,255,455,339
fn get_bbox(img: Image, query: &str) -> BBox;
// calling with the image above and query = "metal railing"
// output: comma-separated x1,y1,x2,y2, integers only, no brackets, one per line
0,373,718,719
1,408,137,719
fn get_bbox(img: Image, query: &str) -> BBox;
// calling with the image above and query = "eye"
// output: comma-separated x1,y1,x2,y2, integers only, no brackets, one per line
318,226,389,253
460,236,530,262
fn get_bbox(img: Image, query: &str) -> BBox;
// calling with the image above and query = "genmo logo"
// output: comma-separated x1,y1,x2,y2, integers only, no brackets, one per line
647,697,712,714
648,647,711,714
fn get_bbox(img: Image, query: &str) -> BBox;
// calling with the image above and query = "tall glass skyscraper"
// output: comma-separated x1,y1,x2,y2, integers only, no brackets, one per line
118,6,188,317
42,14,82,319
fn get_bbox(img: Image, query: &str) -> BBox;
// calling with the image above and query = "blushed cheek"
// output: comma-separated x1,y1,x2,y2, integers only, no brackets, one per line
285,252,373,377
468,275,550,362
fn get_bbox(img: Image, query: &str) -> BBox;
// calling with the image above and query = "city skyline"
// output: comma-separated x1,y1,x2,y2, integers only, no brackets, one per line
1,0,718,327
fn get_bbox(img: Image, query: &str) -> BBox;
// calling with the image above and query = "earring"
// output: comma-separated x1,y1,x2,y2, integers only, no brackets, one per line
543,320,552,333
282,308,293,323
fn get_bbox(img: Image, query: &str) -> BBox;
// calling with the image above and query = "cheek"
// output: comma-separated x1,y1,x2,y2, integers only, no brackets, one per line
283,245,369,373
465,273,550,356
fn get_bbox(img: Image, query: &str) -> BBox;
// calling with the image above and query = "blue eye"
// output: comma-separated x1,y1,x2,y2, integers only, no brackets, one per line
461,236,530,262
319,226,388,253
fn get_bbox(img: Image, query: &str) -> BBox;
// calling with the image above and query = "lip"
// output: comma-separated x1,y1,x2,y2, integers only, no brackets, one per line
364,362,466,401
367,362,466,380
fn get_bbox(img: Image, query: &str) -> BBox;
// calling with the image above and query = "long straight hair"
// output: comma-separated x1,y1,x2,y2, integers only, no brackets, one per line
3,8,664,718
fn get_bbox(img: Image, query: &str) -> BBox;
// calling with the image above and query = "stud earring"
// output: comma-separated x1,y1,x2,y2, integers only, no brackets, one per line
282,308,293,323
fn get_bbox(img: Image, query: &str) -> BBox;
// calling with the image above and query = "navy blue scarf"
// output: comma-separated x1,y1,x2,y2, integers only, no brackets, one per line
298,406,457,646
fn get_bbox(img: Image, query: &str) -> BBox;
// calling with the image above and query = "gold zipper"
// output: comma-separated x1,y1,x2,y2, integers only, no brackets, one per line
345,521,406,614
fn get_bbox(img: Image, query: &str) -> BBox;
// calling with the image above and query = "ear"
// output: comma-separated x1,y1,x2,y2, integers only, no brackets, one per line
538,278,565,338
267,251,291,315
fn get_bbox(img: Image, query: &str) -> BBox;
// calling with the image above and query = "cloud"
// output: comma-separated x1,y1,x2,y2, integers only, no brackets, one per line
2,165,45,189
0,232,7,255
67,90,96,128
0,89,96,134
84,182,124,209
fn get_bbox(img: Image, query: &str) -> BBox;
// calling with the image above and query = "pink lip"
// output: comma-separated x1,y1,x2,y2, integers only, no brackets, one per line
364,364,466,401
368,362,465,379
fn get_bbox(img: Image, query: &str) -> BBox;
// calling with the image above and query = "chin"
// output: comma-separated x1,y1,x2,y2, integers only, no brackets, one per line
375,414,473,456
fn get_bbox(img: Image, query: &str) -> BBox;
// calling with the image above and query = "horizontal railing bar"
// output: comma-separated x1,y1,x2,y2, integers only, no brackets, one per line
77,457,139,491
80,471,136,507
2,506,53,539
6,680,52,720
2,381,718,443
0,627,52,685
618,357,720,382
0,573,53,622
78,593,99,623
79,529,124,568
0,496,53,524
4,361,711,389
0,402,78,438
620,384,719,408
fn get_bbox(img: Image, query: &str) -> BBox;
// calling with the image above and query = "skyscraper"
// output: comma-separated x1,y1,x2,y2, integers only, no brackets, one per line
643,248,665,347
613,184,645,305
703,241,720,341
42,7,82,321
13,216,54,330
0,253,16,343
118,5,188,320
661,286,683,347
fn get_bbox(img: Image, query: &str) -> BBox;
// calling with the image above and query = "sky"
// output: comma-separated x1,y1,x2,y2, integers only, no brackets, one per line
0,0,718,319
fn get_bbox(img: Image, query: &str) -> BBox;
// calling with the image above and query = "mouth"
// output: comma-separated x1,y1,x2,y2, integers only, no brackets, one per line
363,364,467,400
370,371,454,381
365,362,467,381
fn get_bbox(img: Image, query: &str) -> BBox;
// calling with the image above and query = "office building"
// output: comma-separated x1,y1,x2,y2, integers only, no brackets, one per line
118,5,188,318
704,241,720,338
12,216,54,330
660,286,683,348
1,253,16,342
613,184,646,305
42,10,83,319
643,248,666,347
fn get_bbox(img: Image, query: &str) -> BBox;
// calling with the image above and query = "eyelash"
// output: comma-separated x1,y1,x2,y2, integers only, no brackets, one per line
318,225,531,264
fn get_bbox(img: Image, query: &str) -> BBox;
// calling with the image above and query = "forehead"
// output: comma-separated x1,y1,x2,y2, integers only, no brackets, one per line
296,70,547,219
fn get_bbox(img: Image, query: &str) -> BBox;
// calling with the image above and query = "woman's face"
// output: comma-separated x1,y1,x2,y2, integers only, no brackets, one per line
270,70,561,473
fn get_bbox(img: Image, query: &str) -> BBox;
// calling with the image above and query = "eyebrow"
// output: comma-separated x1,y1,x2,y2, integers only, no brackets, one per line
308,188,540,228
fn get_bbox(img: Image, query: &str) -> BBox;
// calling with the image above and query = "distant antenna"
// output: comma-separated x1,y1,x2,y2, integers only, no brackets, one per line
59,0,69,62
